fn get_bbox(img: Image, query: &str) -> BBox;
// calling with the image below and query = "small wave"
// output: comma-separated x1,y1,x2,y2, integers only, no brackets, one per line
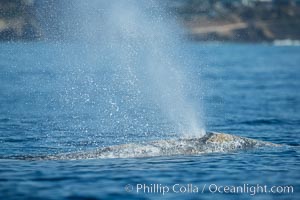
0,118,10,123
273,39,300,46
238,119,300,126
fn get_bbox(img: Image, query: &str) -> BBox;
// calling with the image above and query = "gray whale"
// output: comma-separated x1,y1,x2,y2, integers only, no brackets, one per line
18,132,280,160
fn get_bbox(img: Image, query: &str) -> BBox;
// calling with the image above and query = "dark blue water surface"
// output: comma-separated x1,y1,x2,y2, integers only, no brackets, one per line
0,42,299,200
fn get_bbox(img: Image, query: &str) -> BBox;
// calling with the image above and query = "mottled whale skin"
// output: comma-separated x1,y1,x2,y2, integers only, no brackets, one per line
20,132,279,160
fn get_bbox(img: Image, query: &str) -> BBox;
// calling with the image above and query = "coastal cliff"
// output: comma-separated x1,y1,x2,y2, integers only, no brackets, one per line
171,0,300,42
0,0,40,40
0,0,300,42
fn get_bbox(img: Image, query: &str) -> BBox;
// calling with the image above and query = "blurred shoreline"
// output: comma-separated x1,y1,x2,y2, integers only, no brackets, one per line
173,0,300,42
0,0,300,43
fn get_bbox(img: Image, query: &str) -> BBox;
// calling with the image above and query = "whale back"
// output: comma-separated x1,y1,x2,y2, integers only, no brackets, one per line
13,132,279,160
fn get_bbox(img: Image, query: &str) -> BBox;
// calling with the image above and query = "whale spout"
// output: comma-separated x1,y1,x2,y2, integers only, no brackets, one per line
14,132,280,160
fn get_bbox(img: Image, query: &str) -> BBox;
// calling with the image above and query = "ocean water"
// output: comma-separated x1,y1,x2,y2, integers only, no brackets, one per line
0,42,299,199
